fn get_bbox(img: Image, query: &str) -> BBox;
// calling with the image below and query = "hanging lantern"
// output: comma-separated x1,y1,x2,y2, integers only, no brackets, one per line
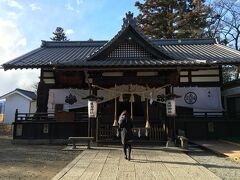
119,93,123,102
141,93,145,102
130,93,135,102
166,98,176,117
145,99,150,129
88,100,97,118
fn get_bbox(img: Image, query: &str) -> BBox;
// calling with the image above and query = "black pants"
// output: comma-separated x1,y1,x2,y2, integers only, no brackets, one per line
123,143,131,156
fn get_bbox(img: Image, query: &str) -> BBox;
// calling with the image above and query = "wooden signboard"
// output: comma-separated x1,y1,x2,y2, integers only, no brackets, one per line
56,112,75,122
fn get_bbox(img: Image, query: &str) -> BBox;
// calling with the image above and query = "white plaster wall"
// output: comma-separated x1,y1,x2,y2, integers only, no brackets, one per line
4,94,30,124
30,101,37,113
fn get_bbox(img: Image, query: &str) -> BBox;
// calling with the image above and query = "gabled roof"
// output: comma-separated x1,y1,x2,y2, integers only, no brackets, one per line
82,12,171,61
156,39,240,63
0,88,36,101
3,41,106,70
2,12,240,70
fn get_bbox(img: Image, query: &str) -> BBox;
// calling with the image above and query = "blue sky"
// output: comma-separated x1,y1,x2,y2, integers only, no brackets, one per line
0,0,139,95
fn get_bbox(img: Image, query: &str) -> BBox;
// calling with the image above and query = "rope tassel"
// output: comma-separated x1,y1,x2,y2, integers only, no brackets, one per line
145,99,150,129
130,93,135,102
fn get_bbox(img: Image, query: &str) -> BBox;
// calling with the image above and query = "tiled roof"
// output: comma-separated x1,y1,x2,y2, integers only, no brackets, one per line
158,41,240,63
2,23,240,70
3,41,106,69
82,59,208,67
16,89,37,100
0,88,36,100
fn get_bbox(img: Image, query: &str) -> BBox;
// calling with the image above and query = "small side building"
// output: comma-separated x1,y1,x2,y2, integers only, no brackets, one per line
222,79,240,119
0,89,36,124
0,100,5,123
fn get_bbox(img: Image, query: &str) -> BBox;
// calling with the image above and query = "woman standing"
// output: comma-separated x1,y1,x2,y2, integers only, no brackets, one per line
118,110,133,160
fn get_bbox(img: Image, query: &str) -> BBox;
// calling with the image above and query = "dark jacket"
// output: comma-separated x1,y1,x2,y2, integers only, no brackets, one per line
118,115,133,144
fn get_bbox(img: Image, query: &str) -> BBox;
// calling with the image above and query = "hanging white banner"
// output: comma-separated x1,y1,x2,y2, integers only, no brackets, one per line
48,86,223,112
48,89,89,112
174,87,223,111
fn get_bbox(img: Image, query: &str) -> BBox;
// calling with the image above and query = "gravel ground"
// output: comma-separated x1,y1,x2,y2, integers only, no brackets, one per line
0,136,81,180
1,136,240,180
187,145,240,180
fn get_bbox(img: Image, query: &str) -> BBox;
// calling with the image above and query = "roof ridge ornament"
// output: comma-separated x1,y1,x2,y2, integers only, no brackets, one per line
122,11,136,28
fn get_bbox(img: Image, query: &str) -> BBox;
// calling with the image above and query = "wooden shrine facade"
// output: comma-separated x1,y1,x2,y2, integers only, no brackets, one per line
3,12,240,143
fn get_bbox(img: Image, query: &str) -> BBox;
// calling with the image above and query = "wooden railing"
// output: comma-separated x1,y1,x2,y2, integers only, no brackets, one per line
75,112,88,122
176,111,240,121
99,124,114,141
177,111,224,119
98,123,166,141
15,112,55,121
14,109,89,122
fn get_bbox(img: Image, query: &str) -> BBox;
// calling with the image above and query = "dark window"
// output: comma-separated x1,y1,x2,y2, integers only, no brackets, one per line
227,97,240,117
55,104,63,112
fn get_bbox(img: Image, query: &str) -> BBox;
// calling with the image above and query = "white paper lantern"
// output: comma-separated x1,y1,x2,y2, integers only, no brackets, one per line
166,99,176,117
88,100,97,118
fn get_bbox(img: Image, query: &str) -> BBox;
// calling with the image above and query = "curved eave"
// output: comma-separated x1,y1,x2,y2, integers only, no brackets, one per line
4,59,240,71
3,64,53,71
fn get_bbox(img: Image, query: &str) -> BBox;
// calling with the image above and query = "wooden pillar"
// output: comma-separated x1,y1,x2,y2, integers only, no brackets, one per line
165,86,171,139
36,80,49,113
91,87,97,139
15,109,18,122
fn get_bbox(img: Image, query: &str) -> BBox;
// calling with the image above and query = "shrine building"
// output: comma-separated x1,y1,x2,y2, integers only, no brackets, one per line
2,12,240,143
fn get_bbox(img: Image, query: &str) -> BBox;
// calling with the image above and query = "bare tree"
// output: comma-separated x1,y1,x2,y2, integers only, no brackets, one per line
31,82,38,94
207,0,240,82
208,0,240,50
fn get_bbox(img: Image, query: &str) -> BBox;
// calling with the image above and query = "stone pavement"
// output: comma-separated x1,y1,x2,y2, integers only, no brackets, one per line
193,140,240,161
52,146,221,180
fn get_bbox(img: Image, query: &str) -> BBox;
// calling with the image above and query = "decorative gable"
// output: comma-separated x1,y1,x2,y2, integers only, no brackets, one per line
108,42,154,59
87,12,171,61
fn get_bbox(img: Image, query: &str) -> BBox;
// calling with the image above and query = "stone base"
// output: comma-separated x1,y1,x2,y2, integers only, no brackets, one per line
0,124,13,136
12,139,68,145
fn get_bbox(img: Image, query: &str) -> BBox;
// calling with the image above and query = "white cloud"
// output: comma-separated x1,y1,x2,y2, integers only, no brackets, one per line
65,29,74,35
6,11,19,19
0,69,40,95
7,0,23,10
0,18,26,55
66,2,74,11
76,0,84,5
29,3,41,11
0,18,39,96
16,38,27,47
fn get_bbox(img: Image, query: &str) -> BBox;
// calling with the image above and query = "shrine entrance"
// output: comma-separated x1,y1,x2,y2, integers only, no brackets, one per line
96,86,168,143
